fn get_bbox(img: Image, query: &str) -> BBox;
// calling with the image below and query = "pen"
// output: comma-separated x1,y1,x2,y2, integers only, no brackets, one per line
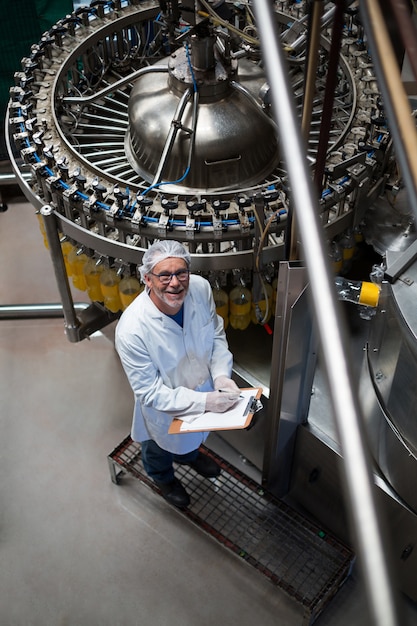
218,389,244,399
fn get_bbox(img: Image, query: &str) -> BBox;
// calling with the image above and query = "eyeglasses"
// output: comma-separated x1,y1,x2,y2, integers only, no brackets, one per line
149,269,190,285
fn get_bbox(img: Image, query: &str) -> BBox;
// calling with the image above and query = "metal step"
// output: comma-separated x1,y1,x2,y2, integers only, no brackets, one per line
108,436,354,625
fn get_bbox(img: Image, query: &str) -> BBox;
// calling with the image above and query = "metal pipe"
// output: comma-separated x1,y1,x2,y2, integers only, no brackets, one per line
83,150,125,158
76,124,125,133
0,303,88,320
288,3,338,52
186,89,199,172
360,0,417,224
62,65,169,105
0,170,31,186
252,1,404,624
151,88,193,186
71,133,125,140
86,156,126,166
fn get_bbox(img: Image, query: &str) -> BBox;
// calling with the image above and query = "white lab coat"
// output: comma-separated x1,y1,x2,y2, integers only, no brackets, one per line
115,274,233,454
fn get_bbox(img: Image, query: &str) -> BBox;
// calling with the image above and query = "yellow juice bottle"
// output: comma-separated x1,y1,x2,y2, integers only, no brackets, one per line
119,276,143,310
100,268,122,312
61,240,75,277
83,258,104,302
212,286,229,330
329,240,343,274
67,247,88,291
229,285,251,330
36,212,49,249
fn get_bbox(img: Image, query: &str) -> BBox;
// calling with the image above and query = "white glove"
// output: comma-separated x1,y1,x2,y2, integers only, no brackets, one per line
213,375,240,393
205,390,240,413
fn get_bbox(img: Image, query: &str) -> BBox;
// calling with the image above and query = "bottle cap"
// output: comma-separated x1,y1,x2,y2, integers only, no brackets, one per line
359,282,380,307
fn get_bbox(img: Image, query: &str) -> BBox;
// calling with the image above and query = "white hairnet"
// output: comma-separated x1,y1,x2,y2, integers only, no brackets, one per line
139,240,191,280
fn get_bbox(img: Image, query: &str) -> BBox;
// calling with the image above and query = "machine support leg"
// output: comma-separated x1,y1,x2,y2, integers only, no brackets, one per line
40,205,81,342
107,456,123,485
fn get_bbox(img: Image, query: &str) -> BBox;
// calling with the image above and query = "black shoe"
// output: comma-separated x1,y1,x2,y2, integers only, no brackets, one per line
155,477,190,509
181,452,221,478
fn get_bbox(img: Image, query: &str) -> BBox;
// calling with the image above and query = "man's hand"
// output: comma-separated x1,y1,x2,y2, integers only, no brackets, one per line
213,375,240,393
205,390,240,413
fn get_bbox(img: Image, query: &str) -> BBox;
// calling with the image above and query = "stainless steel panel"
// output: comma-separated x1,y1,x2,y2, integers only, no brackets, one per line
263,263,316,496
289,424,417,603
361,346,417,514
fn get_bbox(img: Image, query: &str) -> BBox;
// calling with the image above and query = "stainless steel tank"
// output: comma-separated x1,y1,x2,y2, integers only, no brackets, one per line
361,250,417,513
126,53,279,193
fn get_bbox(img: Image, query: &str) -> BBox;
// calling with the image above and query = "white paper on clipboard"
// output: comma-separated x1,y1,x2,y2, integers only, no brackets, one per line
168,388,262,434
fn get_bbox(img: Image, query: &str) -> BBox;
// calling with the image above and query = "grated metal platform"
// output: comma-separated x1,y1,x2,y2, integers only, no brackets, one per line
108,436,355,625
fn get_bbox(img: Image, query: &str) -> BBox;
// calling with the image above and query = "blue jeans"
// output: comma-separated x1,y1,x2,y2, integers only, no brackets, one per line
141,439,199,484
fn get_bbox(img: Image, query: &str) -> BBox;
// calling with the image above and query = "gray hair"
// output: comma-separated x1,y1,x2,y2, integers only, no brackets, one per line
139,240,191,281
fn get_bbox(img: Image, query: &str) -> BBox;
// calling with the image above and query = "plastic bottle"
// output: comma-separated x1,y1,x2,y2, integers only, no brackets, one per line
212,286,229,330
334,276,380,308
229,285,252,330
61,240,75,277
100,268,122,312
353,225,364,244
36,212,49,249
119,275,143,310
67,247,88,291
340,230,356,273
328,240,343,274
83,258,104,302
251,282,273,325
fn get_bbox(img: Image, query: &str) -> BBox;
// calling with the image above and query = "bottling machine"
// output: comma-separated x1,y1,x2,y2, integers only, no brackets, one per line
4,0,417,622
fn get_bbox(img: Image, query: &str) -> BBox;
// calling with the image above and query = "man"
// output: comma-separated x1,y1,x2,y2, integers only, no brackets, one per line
115,240,240,509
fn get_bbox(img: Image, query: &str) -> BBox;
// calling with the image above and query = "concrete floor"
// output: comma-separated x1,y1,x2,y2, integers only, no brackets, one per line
1,190,417,625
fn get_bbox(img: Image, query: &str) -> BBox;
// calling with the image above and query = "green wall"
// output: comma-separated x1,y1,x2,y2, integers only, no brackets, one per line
0,0,73,158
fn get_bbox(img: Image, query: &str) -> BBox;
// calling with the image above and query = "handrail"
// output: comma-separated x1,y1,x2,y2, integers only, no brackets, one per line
252,0,404,624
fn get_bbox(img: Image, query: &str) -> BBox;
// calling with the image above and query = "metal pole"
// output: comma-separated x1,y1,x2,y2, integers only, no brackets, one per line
0,303,88,319
360,0,417,223
40,205,81,342
252,1,403,624
287,0,324,260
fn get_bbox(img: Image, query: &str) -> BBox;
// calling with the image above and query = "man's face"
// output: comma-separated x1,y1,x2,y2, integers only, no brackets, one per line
144,257,190,314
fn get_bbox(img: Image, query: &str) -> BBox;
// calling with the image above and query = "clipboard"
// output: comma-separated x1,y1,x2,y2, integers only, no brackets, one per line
168,387,263,434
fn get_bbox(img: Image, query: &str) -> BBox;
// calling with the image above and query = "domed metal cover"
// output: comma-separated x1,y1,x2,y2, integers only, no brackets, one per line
125,57,280,194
